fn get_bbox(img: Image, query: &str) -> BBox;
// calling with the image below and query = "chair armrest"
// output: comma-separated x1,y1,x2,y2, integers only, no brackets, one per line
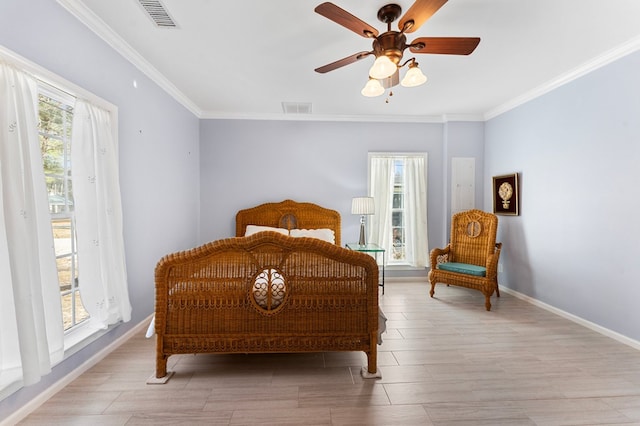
485,242,502,278
429,245,451,269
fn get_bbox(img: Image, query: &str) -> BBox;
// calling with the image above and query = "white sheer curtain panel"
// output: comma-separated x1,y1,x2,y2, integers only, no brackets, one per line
71,100,131,329
0,63,64,392
404,156,428,268
368,156,395,261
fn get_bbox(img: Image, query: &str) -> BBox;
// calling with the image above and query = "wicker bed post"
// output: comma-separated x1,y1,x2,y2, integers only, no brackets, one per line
365,332,378,377
154,261,170,379
156,344,168,378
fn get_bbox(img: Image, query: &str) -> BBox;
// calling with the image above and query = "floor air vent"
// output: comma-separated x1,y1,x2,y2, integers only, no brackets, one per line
138,0,177,28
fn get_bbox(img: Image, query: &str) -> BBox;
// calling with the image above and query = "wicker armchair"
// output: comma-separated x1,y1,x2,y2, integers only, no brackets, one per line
428,209,502,311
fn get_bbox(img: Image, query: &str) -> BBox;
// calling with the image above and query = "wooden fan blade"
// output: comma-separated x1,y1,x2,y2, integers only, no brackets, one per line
315,51,372,73
315,2,378,38
398,0,448,33
409,37,480,55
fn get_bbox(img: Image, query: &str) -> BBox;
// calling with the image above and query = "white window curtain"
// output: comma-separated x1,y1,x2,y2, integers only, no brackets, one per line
0,62,64,392
369,154,428,268
404,156,428,268
368,156,395,255
71,100,131,329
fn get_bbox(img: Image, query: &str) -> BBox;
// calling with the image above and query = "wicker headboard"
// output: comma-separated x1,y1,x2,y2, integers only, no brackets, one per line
235,199,341,246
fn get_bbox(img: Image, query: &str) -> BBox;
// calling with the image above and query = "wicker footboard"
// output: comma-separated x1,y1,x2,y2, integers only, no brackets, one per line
154,231,379,379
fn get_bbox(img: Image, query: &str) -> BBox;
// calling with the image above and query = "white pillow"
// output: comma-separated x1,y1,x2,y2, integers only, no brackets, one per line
245,225,289,237
289,228,335,244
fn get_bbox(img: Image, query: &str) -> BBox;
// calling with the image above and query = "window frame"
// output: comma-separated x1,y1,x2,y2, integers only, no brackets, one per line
368,152,428,269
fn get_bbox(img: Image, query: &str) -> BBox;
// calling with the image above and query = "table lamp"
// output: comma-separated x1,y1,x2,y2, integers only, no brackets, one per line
351,197,375,246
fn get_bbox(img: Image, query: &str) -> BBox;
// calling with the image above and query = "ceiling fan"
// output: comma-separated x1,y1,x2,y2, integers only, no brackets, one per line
314,0,480,96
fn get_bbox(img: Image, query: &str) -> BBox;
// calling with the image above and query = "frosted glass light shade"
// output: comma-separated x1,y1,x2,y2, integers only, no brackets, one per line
361,79,384,97
369,55,397,79
401,65,427,87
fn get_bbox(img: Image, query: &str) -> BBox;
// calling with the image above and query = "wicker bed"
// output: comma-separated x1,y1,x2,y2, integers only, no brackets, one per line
152,200,381,381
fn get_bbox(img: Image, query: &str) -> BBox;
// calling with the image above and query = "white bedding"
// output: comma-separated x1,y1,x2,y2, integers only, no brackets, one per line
244,225,336,244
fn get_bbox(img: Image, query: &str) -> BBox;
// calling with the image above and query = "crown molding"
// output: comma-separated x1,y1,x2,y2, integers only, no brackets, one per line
484,35,640,121
198,111,486,123
57,0,202,117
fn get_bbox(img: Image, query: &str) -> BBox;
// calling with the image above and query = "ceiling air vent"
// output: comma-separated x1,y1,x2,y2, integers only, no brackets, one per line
282,102,312,114
138,0,177,28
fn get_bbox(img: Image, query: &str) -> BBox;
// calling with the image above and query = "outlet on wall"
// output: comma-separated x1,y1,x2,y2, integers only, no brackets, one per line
498,263,503,273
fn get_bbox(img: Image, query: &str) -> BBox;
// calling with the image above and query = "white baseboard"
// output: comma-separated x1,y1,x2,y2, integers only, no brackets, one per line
385,276,429,284
499,286,640,351
2,315,153,426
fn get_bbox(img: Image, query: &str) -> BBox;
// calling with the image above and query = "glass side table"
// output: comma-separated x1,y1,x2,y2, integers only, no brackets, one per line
345,243,385,294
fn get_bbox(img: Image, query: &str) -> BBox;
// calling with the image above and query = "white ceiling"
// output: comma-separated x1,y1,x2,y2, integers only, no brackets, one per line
60,0,640,121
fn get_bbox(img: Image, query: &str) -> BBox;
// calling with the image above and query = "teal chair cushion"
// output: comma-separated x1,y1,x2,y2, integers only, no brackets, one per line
437,262,486,277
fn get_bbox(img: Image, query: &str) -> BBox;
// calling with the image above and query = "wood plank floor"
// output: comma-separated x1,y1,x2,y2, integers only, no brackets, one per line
19,282,640,425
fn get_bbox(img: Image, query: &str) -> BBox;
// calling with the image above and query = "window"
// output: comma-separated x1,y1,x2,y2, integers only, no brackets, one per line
1,50,130,398
369,153,429,268
392,159,406,261
38,87,89,331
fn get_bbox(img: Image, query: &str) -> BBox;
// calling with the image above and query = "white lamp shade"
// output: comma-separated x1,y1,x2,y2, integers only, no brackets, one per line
369,55,397,80
361,79,384,97
351,197,375,215
401,66,427,87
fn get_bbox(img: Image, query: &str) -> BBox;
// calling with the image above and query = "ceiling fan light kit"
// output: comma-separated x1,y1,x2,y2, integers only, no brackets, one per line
361,78,385,97
314,0,480,99
401,60,428,87
369,55,397,80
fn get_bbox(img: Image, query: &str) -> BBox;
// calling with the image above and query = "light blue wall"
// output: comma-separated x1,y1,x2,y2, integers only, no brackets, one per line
199,119,483,254
0,0,200,419
485,50,640,341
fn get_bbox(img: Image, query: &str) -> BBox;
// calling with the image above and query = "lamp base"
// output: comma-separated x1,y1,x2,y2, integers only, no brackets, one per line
359,218,366,246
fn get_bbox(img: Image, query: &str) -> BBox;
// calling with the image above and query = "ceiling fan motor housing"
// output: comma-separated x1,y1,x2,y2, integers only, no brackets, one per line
373,31,407,64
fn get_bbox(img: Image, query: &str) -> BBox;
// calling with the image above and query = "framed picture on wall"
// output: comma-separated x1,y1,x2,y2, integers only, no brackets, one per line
492,173,519,215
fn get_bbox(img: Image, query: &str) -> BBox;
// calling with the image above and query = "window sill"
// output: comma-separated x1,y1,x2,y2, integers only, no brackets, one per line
63,321,118,359
386,264,424,270
385,264,428,279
